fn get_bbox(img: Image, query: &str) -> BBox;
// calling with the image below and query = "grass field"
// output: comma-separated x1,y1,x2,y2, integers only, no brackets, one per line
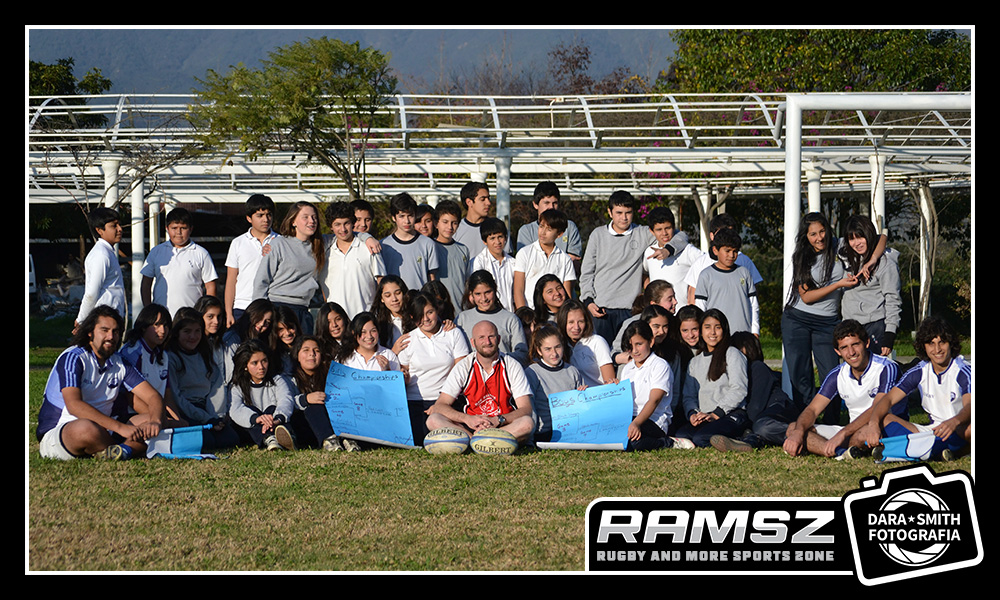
26,316,973,572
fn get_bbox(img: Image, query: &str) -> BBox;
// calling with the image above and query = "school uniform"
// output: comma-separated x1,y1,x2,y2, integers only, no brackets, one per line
516,219,582,257
569,334,614,388
434,239,471,316
141,241,218,318
380,233,439,291
643,241,705,310
225,228,279,314
471,248,516,312
320,234,387,319
513,241,576,310
77,238,126,323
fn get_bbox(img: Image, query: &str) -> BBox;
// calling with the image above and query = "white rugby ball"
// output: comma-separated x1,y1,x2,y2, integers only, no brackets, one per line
470,428,518,455
424,427,471,455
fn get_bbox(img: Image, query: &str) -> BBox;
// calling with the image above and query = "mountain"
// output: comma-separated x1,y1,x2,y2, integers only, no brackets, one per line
27,28,677,95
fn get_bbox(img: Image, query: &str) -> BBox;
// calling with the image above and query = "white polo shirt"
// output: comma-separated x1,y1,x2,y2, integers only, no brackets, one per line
471,248,516,312
570,334,614,388
225,229,279,312
620,351,673,433
141,241,218,317
397,325,471,402
339,346,401,372
643,242,705,310
513,241,575,309
320,234,387,319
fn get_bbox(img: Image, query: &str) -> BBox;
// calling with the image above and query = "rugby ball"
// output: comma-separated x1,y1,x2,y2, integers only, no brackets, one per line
424,427,471,455
470,428,518,455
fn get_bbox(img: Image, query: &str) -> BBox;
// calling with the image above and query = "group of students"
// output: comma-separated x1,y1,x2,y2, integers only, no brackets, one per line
38,182,970,462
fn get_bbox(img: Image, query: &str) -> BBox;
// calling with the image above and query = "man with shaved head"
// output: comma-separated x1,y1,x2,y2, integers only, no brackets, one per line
425,320,534,442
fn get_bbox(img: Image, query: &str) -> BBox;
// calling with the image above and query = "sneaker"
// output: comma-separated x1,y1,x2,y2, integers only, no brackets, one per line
322,436,343,451
941,448,958,462
274,424,296,451
872,445,884,463
99,443,132,460
670,437,696,450
710,435,753,453
264,435,283,451
341,438,362,452
840,446,866,460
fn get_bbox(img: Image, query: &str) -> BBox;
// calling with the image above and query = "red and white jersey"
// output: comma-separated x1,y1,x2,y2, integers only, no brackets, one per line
441,352,532,417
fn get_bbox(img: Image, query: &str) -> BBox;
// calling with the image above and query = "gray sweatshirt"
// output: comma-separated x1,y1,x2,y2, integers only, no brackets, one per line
840,249,902,333
254,236,319,307
682,346,748,418
228,374,296,429
580,224,688,310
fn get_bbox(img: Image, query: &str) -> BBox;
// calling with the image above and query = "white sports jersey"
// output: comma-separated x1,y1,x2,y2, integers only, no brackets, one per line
894,356,971,425
817,353,900,423
119,339,170,396
37,346,147,437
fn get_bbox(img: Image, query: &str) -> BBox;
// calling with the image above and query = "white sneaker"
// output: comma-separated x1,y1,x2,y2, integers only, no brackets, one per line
341,438,362,452
322,436,343,451
670,437,696,450
264,435,283,451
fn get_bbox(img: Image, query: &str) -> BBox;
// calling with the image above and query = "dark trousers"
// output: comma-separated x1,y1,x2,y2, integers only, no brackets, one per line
782,307,841,425
676,409,751,447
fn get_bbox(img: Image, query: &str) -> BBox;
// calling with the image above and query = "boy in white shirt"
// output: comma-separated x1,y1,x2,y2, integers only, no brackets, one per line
320,201,387,319
470,217,516,311
224,194,279,327
512,208,575,310
643,206,704,310
141,207,218,318
76,207,126,331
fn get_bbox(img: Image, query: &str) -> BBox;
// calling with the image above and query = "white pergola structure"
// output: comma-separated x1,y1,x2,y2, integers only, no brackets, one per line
29,92,971,320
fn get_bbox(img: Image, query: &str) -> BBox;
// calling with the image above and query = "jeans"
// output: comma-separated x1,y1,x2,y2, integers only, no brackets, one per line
782,307,841,425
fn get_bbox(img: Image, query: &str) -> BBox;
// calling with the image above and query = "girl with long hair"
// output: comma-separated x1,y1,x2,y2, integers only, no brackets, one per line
254,201,325,334
674,309,749,447
531,274,568,325
167,307,238,449
838,215,900,355
370,275,410,354
119,303,186,426
287,335,343,451
455,269,529,364
315,301,351,362
558,299,615,388
228,339,297,451
523,324,584,442
397,292,470,445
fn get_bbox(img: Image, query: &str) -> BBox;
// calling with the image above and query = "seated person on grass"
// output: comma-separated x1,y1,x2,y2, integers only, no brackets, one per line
860,315,971,461
783,319,905,459
37,305,165,461
425,320,534,443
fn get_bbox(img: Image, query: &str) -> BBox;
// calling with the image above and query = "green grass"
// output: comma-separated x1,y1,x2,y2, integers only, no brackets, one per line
26,344,972,572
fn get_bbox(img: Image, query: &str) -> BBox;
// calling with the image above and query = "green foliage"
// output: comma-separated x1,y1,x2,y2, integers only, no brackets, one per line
661,29,971,94
190,37,398,201
29,57,113,129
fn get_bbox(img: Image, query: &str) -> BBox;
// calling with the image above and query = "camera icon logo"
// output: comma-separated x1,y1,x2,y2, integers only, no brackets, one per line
843,464,981,585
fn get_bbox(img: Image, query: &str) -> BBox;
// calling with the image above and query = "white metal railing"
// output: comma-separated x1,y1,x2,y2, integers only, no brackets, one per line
28,92,971,204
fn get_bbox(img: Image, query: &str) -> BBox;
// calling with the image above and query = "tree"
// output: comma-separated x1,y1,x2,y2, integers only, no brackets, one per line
29,57,112,128
659,29,971,94
190,37,398,202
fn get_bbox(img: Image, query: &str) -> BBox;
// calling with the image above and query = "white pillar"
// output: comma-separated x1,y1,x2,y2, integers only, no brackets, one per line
494,156,512,227
695,186,711,253
130,180,145,324
806,166,821,213
869,154,887,233
101,153,122,208
148,191,161,247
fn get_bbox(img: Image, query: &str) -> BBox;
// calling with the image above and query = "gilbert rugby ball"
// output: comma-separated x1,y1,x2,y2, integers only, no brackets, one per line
470,428,518,455
424,427,471,454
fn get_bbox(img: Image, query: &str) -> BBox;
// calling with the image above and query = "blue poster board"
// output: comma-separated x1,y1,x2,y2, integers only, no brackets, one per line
536,380,632,450
324,362,416,448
